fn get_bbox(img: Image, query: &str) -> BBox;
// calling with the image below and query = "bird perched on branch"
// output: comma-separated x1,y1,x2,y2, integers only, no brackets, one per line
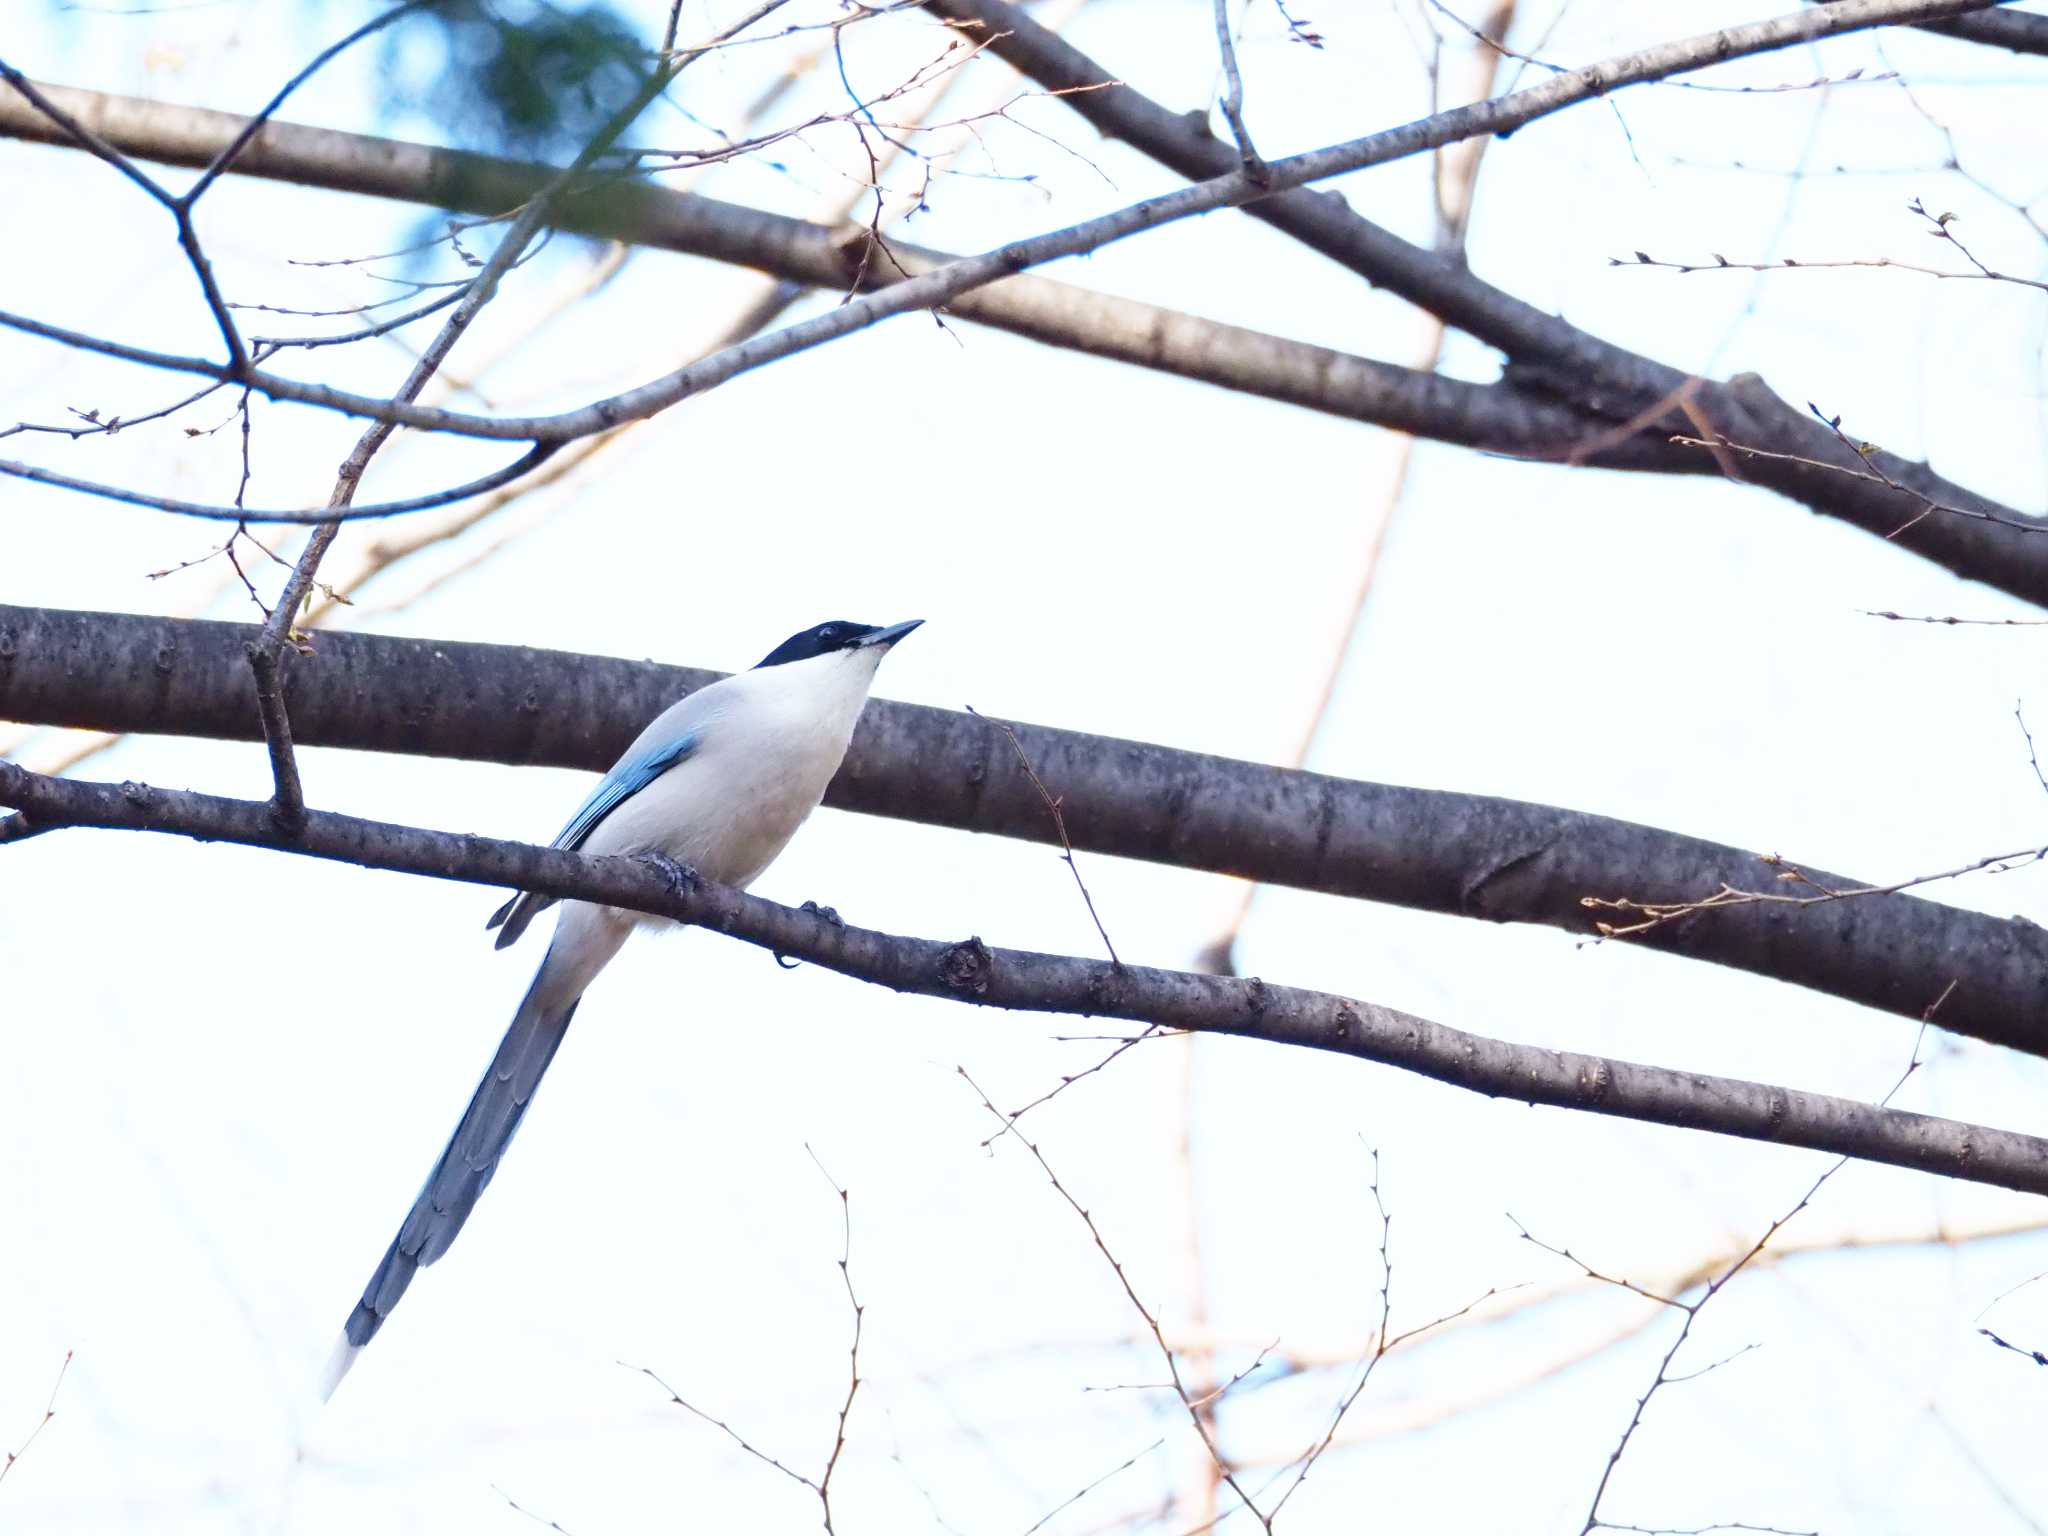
322,618,922,1397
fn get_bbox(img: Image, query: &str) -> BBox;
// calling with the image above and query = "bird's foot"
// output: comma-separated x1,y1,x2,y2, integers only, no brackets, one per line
776,899,845,969
638,850,702,899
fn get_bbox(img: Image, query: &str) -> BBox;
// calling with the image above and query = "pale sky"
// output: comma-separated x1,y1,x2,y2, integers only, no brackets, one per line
4,1,2048,1531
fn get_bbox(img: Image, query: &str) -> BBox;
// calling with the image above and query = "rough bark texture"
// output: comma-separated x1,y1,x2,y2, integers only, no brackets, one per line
5,604,2046,1056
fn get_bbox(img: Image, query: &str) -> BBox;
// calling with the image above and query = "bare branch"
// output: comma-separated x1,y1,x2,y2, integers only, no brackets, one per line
1861,609,2048,626
1,1,2008,458
1569,996,1948,1534
0,89,1693,511
1199,0,1516,974
9,605,2048,1058
808,1149,863,1535
1570,1155,1845,1534
0,1,431,379
8,760,2048,1198
0,442,559,525
1865,0,2048,56
923,0,2048,604
1582,846,2048,942
1017,1438,1165,1536
0,1350,72,1488
1609,241,2048,296
494,1485,577,1536
625,1152,869,1531
1211,0,1265,180
961,1070,1273,1530
969,707,1120,965
243,0,803,825
241,1,646,821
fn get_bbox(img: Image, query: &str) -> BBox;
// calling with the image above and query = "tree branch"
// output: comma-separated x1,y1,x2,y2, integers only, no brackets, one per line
1892,2,2048,54
0,440,559,525
1,2,2020,528
5,604,2046,1058
0,81,1699,498
923,0,2048,606
238,0,791,822
4,758,2045,1198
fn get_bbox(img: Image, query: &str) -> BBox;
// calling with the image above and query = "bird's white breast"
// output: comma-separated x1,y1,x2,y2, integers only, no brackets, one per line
578,647,884,894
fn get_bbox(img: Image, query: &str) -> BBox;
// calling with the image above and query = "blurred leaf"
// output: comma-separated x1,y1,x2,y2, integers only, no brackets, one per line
42,0,655,157
381,0,652,158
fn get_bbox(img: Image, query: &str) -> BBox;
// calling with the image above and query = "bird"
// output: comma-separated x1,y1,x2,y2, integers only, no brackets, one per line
321,617,922,1397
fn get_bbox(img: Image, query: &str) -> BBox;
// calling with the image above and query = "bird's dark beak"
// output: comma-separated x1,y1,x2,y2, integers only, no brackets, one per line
861,619,924,649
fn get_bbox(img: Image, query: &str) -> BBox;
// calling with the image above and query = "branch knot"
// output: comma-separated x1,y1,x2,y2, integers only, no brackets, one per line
940,936,994,996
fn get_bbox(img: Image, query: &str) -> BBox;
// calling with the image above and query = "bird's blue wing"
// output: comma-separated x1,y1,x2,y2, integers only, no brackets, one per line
485,731,698,948
549,731,698,852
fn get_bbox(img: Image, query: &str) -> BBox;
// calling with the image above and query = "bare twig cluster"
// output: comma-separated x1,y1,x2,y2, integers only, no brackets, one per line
963,1069,1276,1528
629,1156,865,1532
1582,847,2048,941
1561,995,1949,1535
0,0,2020,546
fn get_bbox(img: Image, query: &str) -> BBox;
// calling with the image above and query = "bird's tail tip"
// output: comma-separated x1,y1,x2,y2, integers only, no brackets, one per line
317,1334,362,1404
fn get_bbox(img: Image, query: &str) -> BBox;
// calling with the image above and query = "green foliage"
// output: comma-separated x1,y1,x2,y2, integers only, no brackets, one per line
383,1,653,158
42,0,656,160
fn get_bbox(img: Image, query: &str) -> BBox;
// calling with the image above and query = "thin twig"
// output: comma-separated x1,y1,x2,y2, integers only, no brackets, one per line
631,1362,822,1488
494,1485,577,1535
1429,0,1889,95
1,0,2000,469
987,1029,1183,1145
1,2,428,375
969,707,1119,965
240,0,798,826
1582,846,2048,941
1861,609,2048,626
0,1350,73,1488
807,1146,864,1535
2018,705,2048,800
1195,0,1515,973
1266,1146,1392,1518
1610,245,2048,295
1570,1159,1839,1536
1667,428,2048,540
1017,1438,1165,1536
1212,0,1265,180
1568,987,1952,1536
962,1068,1274,1532
627,1148,868,1532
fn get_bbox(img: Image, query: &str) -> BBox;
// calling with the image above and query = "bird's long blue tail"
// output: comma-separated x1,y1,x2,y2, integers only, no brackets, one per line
323,939,588,1395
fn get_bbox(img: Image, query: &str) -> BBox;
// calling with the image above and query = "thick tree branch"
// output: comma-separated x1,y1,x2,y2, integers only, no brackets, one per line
1,0,2020,538
924,0,2048,606
0,81,1694,485
4,759,2044,1199
5,604,2046,1057
1897,3,2048,53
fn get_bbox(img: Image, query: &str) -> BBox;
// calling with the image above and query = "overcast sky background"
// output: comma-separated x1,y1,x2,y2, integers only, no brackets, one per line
4,0,2048,1531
